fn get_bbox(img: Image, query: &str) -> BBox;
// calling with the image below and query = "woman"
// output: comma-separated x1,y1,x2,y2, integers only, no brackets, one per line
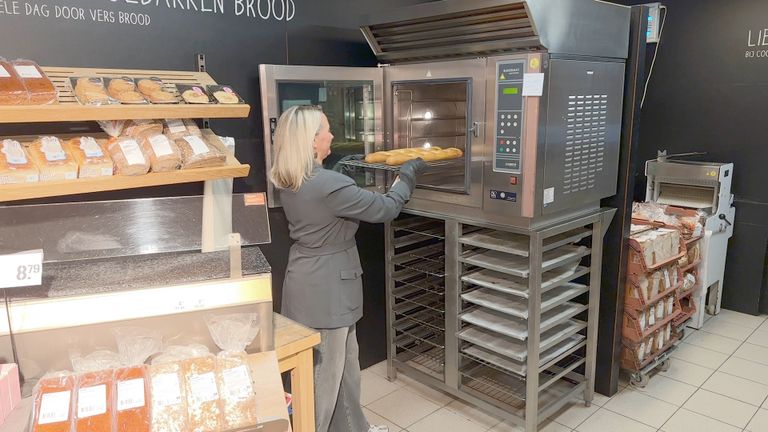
270,105,425,432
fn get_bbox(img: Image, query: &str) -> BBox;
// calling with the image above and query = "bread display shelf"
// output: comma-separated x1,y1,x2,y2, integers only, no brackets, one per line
0,130,250,202
0,66,250,123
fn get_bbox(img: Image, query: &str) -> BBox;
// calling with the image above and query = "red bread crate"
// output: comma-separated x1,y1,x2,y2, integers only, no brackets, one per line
628,228,687,275
620,334,679,372
625,266,683,311
622,296,682,343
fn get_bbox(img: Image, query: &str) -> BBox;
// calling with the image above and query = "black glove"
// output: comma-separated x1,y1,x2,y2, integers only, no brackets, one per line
398,158,427,190
332,154,365,174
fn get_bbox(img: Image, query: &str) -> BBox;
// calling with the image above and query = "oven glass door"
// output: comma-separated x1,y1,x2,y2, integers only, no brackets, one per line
384,58,486,210
259,65,383,207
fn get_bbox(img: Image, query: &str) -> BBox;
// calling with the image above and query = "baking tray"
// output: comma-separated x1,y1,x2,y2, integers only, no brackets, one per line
340,157,465,172
462,335,586,377
461,263,587,298
461,301,587,339
461,284,589,319
459,227,592,258
460,245,588,278
460,304,586,341
458,321,586,363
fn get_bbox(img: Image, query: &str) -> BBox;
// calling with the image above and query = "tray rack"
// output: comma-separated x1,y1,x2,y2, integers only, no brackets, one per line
385,210,611,432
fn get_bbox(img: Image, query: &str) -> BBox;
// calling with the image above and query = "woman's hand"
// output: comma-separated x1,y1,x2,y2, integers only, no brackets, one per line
397,158,427,190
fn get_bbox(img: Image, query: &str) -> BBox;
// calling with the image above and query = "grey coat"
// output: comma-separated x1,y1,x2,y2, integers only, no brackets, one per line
279,166,413,329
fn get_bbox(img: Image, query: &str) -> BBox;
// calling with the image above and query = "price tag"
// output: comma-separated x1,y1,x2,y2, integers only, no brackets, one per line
0,250,43,289
117,378,146,411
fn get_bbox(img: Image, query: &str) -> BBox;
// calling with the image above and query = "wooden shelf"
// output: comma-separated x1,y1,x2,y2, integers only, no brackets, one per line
0,130,250,202
0,66,250,124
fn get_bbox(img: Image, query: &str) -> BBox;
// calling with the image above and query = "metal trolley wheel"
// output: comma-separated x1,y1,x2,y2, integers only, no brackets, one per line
630,372,649,388
659,359,671,372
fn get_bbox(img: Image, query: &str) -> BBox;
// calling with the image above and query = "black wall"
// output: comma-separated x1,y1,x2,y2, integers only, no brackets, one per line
621,0,768,314
0,0,430,367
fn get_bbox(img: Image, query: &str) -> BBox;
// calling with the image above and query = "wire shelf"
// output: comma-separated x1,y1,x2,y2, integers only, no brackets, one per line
392,243,445,265
394,308,445,332
460,363,527,407
339,157,465,172
395,326,445,350
394,273,446,296
395,259,446,278
393,291,445,314
396,344,445,376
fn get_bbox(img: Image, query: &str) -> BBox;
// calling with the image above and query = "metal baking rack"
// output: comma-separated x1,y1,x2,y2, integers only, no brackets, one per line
384,209,613,430
339,157,465,172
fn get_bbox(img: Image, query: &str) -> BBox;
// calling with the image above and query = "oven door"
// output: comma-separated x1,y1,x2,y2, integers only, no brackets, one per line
384,58,486,211
259,65,384,208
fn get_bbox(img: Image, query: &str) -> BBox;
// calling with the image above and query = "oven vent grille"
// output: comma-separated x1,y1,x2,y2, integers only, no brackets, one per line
562,94,608,195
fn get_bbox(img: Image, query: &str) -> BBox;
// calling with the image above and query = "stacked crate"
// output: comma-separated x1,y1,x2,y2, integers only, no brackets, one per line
620,225,685,384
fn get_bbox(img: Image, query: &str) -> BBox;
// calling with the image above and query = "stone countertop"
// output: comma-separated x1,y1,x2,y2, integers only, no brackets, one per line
8,246,271,301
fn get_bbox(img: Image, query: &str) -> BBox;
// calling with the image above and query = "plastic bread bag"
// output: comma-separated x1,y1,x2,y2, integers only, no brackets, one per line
176,84,211,104
0,139,39,184
107,136,151,176
69,350,122,432
137,78,178,104
12,59,57,105
123,119,163,140
65,137,113,178
141,133,182,173
71,77,113,106
176,134,227,169
0,57,28,105
205,313,260,429
32,371,77,432
98,120,126,138
113,327,162,432
149,351,188,432
106,76,147,104
27,136,78,182
206,85,243,104
163,118,201,140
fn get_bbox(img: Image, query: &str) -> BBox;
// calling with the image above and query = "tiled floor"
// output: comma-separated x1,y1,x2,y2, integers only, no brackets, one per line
361,309,768,431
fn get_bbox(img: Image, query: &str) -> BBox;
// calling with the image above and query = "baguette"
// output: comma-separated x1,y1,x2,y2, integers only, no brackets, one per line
385,153,419,166
365,152,391,163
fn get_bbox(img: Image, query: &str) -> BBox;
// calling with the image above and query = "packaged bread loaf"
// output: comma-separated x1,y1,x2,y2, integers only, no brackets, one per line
141,133,182,172
163,118,202,140
207,85,243,104
74,370,114,432
32,372,77,432
123,119,163,140
150,359,188,432
206,313,260,429
176,135,226,169
28,136,78,182
12,59,57,105
183,355,222,432
107,77,147,104
107,136,150,176
177,84,211,104
113,327,162,432
65,137,113,178
0,139,39,184
137,78,178,104
72,77,112,105
0,57,28,105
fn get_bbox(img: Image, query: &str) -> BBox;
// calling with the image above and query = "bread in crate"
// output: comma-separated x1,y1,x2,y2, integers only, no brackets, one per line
625,265,682,310
629,227,685,274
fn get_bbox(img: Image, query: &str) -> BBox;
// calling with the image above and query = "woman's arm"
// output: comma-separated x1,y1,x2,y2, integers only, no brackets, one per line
323,175,413,223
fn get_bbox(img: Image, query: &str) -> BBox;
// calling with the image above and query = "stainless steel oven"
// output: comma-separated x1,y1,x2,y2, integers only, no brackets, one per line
260,1,627,227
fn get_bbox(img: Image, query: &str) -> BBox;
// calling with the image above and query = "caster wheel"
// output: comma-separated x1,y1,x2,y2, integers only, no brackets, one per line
659,359,671,372
630,373,649,388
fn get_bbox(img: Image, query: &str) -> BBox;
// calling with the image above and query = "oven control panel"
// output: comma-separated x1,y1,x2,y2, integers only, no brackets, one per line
493,61,525,174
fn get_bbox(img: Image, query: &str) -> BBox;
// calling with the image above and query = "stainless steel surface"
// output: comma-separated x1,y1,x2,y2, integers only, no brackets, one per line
0,194,271,262
386,210,608,430
539,59,625,215
360,0,630,64
258,65,384,208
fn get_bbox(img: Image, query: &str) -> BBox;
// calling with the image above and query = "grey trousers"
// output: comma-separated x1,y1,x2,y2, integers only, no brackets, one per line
313,325,369,432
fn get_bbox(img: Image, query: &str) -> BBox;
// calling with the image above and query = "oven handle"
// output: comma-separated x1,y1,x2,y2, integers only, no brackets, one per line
469,121,480,138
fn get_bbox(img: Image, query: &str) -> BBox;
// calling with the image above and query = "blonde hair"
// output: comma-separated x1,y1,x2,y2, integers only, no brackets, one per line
269,105,323,192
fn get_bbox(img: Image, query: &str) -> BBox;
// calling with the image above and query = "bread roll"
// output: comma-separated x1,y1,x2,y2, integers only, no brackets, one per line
108,78,136,96
181,89,210,104
141,133,182,172
107,137,151,176
65,137,113,178
74,78,110,105
137,79,162,94
0,139,39,184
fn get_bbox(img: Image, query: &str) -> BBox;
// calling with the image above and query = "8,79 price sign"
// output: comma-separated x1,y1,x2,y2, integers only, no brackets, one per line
0,250,43,289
